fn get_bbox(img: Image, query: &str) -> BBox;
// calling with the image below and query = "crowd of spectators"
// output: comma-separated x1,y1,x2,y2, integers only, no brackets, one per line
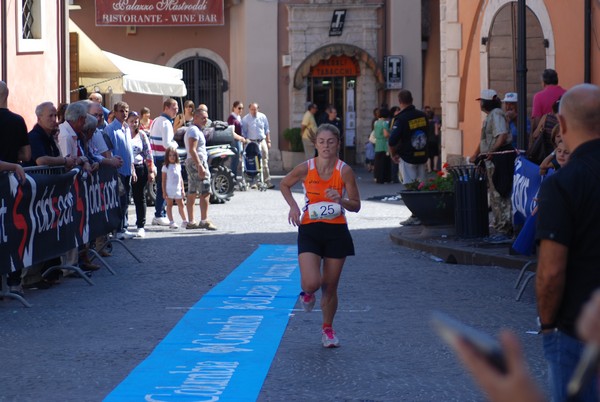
0,85,225,299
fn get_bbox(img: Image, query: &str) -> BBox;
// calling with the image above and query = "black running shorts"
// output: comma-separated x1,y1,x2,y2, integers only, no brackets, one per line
297,222,355,258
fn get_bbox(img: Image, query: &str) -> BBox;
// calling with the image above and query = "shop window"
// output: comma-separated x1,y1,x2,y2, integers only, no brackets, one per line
17,0,44,53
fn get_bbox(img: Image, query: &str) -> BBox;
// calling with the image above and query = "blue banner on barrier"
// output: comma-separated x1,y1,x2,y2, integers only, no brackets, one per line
104,244,300,402
0,166,121,274
512,156,542,226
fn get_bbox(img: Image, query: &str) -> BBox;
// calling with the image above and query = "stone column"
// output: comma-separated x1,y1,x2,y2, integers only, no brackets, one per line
440,0,464,164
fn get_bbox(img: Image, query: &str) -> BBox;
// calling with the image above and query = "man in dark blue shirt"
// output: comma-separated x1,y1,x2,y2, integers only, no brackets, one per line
27,102,76,168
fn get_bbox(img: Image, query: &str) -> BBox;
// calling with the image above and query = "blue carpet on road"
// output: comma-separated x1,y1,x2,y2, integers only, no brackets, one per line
104,244,300,402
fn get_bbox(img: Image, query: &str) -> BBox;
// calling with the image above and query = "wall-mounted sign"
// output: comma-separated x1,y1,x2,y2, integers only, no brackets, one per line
95,0,224,26
345,81,355,147
310,55,359,77
384,55,403,90
329,9,346,37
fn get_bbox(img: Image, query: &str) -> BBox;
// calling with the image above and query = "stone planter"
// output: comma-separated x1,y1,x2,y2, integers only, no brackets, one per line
399,190,455,226
281,150,305,171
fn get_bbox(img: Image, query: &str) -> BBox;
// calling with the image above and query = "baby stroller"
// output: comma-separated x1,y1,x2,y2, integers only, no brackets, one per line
241,140,267,191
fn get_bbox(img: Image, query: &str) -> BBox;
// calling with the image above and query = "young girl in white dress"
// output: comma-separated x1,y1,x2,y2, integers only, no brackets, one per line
161,147,188,229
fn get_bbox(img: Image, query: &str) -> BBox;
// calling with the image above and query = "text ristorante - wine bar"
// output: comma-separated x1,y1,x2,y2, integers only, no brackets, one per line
95,0,224,26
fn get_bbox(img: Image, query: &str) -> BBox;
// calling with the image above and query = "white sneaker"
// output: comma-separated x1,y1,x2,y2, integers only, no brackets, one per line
400,216,422,226
169,222,178,229
299,292,316,312
116,230,135,240
181,221,188,229
321,327,340,348
152,216,170,226
136,228,145,238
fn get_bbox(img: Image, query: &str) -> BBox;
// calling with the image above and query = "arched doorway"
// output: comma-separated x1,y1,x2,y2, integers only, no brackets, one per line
293,45,384,164
306,55,359,161
487,3,546,111
175,57,226,121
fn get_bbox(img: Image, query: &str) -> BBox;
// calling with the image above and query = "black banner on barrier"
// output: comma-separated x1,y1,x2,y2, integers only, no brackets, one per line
0,166,121,274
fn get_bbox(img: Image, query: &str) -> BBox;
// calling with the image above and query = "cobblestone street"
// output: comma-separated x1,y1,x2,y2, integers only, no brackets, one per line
0,167,544,401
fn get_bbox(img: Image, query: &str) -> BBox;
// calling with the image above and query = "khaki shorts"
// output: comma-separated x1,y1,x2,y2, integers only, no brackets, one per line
185,158,212,194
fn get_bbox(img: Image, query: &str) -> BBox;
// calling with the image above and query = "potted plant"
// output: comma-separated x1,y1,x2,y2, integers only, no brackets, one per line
281,127,305,170
399,163,455,226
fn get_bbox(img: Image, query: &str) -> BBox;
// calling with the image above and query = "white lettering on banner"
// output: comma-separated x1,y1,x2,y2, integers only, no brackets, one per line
33,186,74,240
145,361,239,401
512,173,537,217
243,263,296,283
220,285,280,310
85,174,119,223
183,315,262,353
102,178,120,213
0,199,7,243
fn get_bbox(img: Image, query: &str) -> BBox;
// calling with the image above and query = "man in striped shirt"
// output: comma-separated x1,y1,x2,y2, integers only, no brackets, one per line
149,98,179,225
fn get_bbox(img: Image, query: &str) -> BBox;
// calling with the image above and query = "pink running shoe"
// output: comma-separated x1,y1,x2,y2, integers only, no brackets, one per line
321,327,340,348
299,291,316,312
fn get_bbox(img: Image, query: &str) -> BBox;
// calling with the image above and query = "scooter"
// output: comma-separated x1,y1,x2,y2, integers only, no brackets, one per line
206,143,236,204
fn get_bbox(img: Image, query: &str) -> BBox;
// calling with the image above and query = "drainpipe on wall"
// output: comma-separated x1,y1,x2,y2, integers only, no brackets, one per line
1,0,7,82
584,0,591,83
516,0,527,151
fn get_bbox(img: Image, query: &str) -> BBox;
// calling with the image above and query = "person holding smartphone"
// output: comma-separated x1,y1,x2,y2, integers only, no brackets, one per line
450,290,600,402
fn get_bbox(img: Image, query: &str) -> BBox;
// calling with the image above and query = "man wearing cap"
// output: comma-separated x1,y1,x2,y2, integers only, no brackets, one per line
471,89,513,241
502,92,531,150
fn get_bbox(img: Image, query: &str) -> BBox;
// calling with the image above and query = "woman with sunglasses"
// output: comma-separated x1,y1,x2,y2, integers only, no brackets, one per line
227,100,245,181
173,100,195,131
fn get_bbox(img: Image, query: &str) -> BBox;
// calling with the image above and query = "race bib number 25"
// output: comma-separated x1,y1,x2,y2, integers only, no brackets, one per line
308,202,341,220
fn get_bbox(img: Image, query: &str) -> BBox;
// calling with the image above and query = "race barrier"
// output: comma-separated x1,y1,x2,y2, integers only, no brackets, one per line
0,165,122,275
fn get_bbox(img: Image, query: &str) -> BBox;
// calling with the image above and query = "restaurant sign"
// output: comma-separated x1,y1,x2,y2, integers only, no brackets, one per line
95,0,224,26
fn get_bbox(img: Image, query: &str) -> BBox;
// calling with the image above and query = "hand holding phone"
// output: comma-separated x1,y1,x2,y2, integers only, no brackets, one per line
431,311,508,374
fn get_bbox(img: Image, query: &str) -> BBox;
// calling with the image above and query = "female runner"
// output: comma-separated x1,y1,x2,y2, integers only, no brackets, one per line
280,124,361,348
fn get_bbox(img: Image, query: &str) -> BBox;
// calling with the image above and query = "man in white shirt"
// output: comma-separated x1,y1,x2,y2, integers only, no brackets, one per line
241,102,274,189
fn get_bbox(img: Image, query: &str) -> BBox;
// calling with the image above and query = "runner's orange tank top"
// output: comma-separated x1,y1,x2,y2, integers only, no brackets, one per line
300,158,347,225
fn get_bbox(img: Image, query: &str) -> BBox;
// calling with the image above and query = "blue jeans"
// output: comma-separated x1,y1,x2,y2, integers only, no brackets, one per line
154,156,166,218
543,330,598,402
118,174,131,232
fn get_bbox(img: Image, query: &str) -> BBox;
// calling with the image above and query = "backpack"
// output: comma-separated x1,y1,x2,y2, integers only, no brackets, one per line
526,113,557,165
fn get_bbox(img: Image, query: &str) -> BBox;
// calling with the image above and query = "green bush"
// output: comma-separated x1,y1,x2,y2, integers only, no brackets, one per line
283,127,303,152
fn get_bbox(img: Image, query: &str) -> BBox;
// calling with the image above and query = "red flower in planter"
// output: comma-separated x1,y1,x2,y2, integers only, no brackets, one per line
404,164,454,192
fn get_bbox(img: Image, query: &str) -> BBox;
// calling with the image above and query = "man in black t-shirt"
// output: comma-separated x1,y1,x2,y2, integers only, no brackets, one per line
0,81,30,296
0,81,30,164
536,84,600,402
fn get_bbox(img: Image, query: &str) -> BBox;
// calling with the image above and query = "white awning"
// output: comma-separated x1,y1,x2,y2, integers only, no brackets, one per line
69,20,187,97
